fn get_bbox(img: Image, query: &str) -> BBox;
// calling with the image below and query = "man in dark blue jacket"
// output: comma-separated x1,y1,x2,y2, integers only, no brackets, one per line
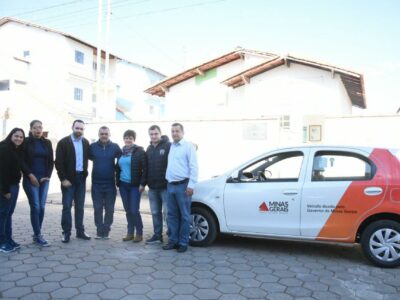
89,126,121,239
145,125,171,244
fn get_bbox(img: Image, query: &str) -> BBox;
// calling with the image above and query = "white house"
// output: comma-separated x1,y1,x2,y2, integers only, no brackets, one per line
0,17,165,139
145,47,366,144
115,60,165,121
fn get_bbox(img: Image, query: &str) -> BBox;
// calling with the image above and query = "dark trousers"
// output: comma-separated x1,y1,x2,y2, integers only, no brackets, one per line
61,174,86,235
91,183,116,235
0,184,19,244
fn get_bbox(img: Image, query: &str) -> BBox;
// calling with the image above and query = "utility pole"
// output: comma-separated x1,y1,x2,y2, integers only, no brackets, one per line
104,0,112,121
2,108,10,138
96,0,103,121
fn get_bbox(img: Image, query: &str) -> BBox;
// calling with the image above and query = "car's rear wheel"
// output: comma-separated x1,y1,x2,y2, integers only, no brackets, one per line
189,207,217,247
361,220,400,268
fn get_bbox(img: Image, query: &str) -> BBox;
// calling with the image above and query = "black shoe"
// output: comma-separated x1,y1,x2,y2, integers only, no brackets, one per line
62,233,70,243
177,245,188,253
9,239,21,250
146,235,163,244
76,232,91,240
162,243,178,250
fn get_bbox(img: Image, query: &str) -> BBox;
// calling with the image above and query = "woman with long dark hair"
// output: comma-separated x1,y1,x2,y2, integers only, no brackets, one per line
23,120,54,247
0,128,26,253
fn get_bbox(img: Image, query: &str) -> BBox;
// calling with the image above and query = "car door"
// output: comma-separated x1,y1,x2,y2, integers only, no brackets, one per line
301,148,387,240
223,149,309,236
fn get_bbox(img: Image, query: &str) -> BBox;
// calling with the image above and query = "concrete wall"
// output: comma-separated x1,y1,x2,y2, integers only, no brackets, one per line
323,114,400,149
34,113,399,195
85,118,281,181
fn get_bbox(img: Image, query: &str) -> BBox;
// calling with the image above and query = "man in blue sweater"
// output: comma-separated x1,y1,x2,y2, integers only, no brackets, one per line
90,126,122,239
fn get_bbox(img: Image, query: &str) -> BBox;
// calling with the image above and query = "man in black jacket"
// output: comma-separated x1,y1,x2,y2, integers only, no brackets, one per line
145,125,171,244
55,120,91,243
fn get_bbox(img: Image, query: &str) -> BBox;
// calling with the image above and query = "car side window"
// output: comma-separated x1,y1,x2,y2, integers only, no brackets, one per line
312,151,375,181
240,151,304,182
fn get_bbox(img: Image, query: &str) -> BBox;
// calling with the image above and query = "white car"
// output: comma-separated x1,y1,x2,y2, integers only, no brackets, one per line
189,146,400,268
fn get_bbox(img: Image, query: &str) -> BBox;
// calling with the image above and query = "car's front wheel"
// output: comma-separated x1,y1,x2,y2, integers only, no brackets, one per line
361,220,400,268
189,207,217,247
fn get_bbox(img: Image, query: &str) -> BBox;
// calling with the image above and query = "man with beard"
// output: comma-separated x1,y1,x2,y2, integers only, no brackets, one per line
55,120,91,243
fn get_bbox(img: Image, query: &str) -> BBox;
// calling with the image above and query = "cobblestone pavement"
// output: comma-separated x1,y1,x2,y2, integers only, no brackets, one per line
1,198,400,300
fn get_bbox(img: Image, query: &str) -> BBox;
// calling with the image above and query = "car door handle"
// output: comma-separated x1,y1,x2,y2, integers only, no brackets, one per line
364,187,383,196
283,190,298,196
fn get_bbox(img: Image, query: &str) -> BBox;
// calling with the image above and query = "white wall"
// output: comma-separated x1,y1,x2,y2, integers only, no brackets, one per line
324,114,400,149
242,63,352,116
84,114,400,183
85,118,280,180
164,58,247,118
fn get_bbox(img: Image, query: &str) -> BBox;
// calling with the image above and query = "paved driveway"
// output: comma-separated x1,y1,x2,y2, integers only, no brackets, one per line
1,199,399,300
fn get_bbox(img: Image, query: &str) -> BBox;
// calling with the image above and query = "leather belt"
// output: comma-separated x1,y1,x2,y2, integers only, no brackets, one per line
170,178,189,185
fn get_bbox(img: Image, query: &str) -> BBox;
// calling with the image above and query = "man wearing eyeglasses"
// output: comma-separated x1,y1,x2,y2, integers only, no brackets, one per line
89,126,122,239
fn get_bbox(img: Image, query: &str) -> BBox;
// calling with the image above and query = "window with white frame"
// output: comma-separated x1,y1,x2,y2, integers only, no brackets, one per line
23,50,30,58
75,50,84,64
74,88,83,101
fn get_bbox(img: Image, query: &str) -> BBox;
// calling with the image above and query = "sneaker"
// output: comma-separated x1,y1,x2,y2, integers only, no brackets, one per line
102,232,110,240
95,234,103,240
133,235,143,243
162,243,178,250
177,245,188,253
9,239,21,250
146,235,163,244
35,235,50,247
122,234,134,241
0,243,16,253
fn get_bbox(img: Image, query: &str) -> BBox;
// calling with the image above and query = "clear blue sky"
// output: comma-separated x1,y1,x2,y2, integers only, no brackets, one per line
1,0,399,113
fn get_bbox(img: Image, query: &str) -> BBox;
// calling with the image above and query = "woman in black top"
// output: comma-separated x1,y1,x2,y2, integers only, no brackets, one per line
23,120,54,247
0,128,26,253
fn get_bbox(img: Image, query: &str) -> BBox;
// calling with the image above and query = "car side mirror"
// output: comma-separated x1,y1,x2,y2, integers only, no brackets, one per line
227,170,240,183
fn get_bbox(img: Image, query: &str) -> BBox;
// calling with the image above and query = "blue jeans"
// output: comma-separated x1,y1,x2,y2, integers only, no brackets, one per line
119,181,143,235
23,178,49,237
0,184,19,244
61,174,86,235
91,183,116,235
148,188,168,238
167,182,191,247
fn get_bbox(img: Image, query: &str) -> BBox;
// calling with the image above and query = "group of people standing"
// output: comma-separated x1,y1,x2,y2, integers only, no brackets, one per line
0,120,198,254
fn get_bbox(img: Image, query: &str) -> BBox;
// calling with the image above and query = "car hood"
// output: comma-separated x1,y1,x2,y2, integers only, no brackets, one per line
193,174,228,203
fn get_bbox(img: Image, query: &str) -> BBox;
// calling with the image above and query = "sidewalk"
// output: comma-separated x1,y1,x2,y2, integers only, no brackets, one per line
1,199,400,299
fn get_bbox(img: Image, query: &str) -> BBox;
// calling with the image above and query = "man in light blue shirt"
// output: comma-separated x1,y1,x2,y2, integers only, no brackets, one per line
163,123,198,253
72,134,83,172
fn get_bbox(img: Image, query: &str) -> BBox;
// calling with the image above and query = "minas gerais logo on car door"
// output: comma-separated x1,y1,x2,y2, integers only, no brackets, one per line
259,201,289,213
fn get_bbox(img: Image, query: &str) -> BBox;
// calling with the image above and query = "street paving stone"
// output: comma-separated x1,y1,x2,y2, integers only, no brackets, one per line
0,198,400,299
